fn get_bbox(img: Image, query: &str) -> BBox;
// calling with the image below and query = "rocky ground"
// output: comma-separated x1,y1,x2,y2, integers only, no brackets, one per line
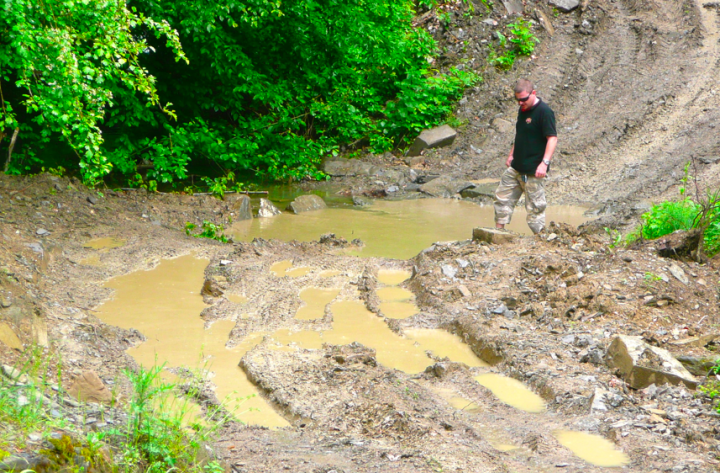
2,0,720,472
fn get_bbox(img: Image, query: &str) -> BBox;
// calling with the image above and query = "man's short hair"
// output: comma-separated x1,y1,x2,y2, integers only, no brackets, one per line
514,79,534,94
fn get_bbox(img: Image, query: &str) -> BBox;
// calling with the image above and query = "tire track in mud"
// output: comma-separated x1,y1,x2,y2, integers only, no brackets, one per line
549,0,716,204
586,0,720,203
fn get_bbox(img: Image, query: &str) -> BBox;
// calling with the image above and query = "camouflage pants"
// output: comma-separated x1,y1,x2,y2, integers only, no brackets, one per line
494,167,547,234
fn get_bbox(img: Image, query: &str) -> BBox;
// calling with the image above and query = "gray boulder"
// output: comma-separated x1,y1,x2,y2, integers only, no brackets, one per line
407,125,457,157
461,182,498,199
419,175,474,198
231,195,253,221
257,198,281,218
286,194,327,214
606,335,697,389
352,196,372,207
549,0,579,12
323,159,372,176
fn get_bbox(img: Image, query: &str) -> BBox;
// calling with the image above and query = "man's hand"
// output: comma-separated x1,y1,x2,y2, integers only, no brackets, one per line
505,155,514,167
535,162,548,178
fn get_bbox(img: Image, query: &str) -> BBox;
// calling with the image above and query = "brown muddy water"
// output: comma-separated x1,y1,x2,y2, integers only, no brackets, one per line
232,199,590,259
554,430,629,467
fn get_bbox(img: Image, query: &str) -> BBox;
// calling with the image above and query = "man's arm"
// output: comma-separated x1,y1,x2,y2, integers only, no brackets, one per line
506,144,514,167
534,136,557,178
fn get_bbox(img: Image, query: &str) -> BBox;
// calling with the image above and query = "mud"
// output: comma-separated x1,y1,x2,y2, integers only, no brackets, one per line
3,1,720,471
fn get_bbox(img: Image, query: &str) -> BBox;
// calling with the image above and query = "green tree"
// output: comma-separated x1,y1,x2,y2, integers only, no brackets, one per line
0,0,185,184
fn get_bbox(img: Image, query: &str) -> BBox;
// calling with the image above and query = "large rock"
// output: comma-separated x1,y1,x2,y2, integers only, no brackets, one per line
231,195,253,221
606,335,698,390
323,159,372,176
407,125,457,157
67,371,113,403
257,198,281,218
472,227,518,245
0,322,22,350
549,0,579,12
419,175,474,198
286,194,327,214
460,182,498,199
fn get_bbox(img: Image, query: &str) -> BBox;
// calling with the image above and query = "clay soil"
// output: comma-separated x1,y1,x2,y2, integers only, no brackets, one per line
2,0,720,472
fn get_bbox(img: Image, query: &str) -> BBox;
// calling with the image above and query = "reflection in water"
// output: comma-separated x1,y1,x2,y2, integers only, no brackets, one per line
554,430,629,467
474,373,545,413
294,288,341,320
405,329,489,368
96,255,289,428
232,199,590,259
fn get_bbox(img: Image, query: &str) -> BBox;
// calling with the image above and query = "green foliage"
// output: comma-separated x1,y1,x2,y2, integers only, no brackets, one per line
637,199,699,240
1,0,479,185
489,19,538,69
186,221,230,243
0,0,186,184
202,171,243,199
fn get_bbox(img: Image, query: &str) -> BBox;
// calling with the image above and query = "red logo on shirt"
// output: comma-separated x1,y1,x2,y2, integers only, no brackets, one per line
526,118,532,124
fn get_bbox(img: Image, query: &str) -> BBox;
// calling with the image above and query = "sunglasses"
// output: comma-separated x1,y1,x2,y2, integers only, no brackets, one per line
516,94,533,102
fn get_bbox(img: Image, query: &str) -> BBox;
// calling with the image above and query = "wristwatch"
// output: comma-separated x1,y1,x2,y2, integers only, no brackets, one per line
542,159,551,165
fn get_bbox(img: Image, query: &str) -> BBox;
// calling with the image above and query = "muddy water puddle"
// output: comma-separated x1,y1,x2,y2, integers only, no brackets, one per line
270,260,312,278
295,288,341,320
405,329,488,368
84,237,126,250
554,430,629,467
474,373,546,413
96,255,289,428
377,269,411,286
232,199,590,259
376,269,419,319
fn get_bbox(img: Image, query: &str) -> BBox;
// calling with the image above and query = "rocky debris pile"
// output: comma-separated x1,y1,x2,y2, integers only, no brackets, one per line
400,222,720,466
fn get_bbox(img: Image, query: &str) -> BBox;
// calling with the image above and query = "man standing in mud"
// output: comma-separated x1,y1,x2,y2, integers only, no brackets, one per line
494,79,557,234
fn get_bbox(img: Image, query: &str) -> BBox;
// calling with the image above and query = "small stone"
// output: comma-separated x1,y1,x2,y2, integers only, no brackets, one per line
547,233,558,241
35,228,50,236
87,195,98,205
455,258,470,269
386,185,399,193
668,263,689,285
0,296,11,308
67,371,113,403
457,285,472,298
492,304,507,315
561,334,576,345
219,260,232,266
441,265,458,279
352,196,372,207
549,0,579,12
28,433,41,442
17,395,29,407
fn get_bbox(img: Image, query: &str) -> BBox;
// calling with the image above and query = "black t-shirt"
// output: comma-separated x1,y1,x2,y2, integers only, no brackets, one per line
511,98,557,175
